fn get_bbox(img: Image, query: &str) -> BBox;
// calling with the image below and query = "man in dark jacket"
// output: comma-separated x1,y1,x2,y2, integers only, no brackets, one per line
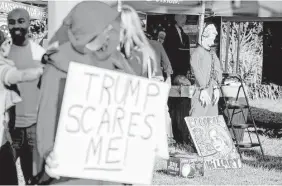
163,14,190,82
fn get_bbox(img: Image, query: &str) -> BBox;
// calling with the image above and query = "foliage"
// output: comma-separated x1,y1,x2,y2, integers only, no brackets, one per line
221,21,282,100
28,19,47,44
221,21,263,85
248,83,282,100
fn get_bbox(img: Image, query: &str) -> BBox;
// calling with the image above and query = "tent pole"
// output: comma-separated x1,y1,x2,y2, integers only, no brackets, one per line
198,0,206,44
225,22,231,73
235,22,241,74
118,0,122,12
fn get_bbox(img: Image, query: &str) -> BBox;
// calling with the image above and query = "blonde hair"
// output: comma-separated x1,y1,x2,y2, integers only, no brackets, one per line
120,5,157,77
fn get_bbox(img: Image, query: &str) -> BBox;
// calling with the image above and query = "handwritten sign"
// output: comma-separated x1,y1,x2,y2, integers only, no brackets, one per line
184,115,242,170
0,1,47,20
52,62,170,184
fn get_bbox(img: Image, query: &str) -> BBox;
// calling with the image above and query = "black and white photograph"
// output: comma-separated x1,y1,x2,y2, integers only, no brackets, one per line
0,0,282,185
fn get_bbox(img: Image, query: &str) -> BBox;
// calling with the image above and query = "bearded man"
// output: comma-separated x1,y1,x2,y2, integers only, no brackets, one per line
7,8,45,184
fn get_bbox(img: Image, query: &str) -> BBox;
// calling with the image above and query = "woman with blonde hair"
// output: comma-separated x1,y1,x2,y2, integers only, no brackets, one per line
119,4,158,78
120,5,174,139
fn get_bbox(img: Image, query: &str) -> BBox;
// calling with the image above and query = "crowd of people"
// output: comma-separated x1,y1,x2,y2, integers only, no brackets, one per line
0,1,222,185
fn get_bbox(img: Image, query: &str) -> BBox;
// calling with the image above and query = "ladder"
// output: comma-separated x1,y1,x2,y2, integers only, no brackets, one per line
220,73,265,160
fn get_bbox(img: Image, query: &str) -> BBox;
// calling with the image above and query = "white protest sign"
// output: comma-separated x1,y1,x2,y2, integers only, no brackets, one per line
52,62,170,185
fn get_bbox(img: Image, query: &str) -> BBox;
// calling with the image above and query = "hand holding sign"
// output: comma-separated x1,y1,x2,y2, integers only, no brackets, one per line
45,151,60,180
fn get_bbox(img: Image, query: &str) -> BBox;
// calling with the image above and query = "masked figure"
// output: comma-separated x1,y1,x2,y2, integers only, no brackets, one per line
189,24,223,117
36,2,137,185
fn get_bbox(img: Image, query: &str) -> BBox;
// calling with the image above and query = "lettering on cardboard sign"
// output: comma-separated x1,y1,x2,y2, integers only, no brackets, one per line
205,158,241,170
64,71,160,171
167,161,180,172
185,116,242,170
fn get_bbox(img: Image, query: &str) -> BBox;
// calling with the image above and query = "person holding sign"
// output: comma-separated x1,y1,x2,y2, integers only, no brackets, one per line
189,24,222,117
36,1,152,185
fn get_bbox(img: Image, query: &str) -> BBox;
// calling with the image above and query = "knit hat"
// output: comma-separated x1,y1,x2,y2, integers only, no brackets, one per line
202,24,218,38
50,1,120,54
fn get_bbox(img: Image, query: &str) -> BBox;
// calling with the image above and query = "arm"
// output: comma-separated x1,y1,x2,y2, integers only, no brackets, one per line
190,49,207,89
163,29,176,62
212,51,223,87
42,42,69,73
110,51,136,75
2,66,43,86
184,33,191,51
211,51,222,105
159,43,173,76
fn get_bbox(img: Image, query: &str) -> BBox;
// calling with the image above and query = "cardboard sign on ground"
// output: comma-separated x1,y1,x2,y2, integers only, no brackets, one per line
184,115,242,170
52,62,170,185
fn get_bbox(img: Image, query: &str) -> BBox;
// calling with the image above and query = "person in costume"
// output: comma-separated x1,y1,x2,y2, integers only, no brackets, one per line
190,24,222,117
0,30,43,185
36,1,146,185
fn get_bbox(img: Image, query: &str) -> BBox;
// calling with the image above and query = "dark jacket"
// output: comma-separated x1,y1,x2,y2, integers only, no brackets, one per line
163,25,190,79
149,40,173,77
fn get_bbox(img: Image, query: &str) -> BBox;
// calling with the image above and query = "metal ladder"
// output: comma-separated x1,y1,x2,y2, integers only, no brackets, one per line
220,73,265,160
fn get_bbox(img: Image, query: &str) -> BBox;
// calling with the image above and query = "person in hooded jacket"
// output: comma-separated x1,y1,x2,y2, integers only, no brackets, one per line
35,1,153,185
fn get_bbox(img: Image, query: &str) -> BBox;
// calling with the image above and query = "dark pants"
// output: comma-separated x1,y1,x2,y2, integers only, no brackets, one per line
0,142,18,185
10,124,36,184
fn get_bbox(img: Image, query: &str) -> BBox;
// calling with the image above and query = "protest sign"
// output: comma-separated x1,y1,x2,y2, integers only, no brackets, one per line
52,62,170,185
184,115,242,170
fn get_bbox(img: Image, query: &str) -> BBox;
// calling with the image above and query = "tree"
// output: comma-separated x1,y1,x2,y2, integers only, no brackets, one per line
221,21,263,85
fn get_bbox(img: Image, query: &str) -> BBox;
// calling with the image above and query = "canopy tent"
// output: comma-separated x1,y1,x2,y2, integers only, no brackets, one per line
123,1,282,18
48,1,282,40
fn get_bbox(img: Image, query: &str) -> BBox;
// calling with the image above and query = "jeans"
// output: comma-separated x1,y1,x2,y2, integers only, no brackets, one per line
0,142,18,185
10,124,36,184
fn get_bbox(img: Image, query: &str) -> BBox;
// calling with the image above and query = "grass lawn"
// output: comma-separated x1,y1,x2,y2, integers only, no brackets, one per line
153,133,282,185
152,99,282,185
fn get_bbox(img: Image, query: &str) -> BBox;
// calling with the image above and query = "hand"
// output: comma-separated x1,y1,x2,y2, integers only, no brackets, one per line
199,89,211,107
45,151,60,180
21,67,43,82
213,88,220,105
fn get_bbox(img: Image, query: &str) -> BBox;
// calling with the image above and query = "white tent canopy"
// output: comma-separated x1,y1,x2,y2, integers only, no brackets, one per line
123,1,282,17
48,1,282,40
